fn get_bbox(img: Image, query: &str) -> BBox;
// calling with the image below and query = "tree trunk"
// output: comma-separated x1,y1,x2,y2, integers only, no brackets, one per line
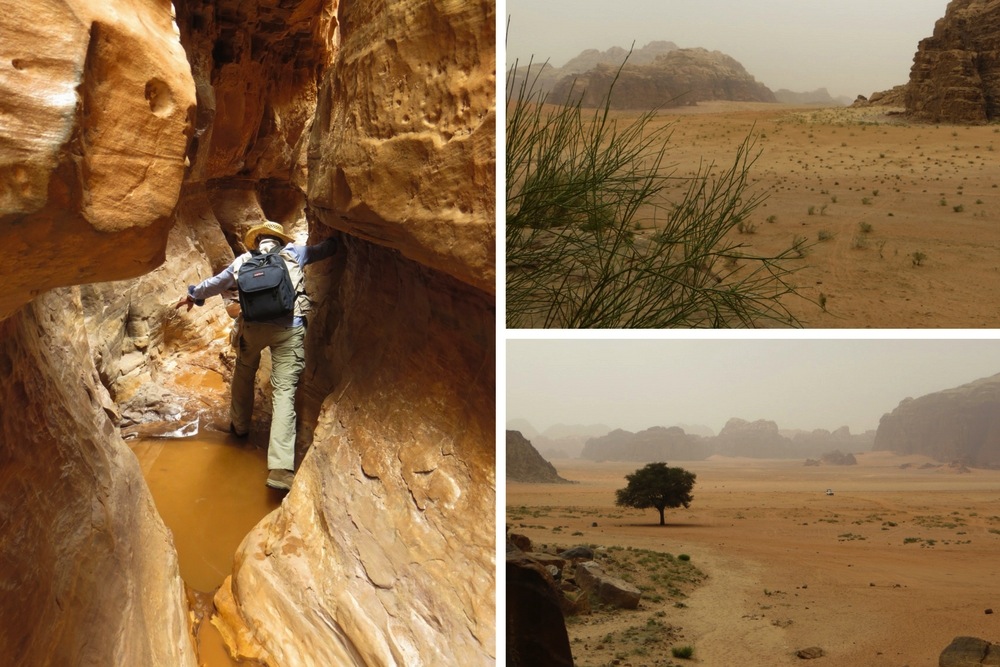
658,507,665,525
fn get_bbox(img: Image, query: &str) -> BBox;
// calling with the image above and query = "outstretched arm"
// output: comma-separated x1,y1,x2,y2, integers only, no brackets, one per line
175,264,238,310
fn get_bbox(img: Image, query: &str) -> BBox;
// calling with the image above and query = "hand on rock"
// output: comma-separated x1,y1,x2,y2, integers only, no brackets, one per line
175,295,195,312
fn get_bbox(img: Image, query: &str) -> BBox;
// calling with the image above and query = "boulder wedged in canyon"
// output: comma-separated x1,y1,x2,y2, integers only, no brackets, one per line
907,0,1000,123
874,373,1000,467
0,0,195,320
0,290,195,666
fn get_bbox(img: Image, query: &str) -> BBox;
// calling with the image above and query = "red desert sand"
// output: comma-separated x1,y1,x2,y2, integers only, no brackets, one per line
507,452,1000,666
628,102,1000,328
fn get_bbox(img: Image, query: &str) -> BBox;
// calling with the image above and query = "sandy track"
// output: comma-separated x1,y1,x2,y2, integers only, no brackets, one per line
507,454,1000,666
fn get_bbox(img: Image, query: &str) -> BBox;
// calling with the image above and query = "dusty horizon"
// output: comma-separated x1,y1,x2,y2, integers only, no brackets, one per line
505,0,950,99
507,339,1000,436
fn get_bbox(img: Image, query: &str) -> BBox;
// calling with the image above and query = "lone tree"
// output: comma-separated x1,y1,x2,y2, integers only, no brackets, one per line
615,462,696,526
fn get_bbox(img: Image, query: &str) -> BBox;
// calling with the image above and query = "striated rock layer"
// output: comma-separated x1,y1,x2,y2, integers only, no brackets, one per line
874,373,1000,467
907,0,1000,123
0,290,195,666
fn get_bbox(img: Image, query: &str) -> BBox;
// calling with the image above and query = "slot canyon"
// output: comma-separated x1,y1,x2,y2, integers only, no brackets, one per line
0,0,496,665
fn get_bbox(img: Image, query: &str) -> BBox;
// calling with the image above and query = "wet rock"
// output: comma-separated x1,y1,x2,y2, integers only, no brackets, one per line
575,561,642,609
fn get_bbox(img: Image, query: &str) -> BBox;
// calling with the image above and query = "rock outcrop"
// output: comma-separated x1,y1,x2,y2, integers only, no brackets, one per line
506,554,575,667
507,430,572,483
874,373,1000,467
549,47,775,110
907,0,1000,123
939,636,1000,666
575,561,641,609
0,0,495,665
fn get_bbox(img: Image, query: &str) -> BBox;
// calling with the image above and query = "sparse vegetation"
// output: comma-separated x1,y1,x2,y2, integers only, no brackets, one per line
672,645,695,659
506,58,805,328
911,251,927,267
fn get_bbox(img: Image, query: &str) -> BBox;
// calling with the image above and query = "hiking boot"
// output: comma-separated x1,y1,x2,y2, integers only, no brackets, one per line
266,469,295,491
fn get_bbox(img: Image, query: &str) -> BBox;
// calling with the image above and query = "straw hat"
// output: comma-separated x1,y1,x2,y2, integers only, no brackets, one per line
244,221,293,248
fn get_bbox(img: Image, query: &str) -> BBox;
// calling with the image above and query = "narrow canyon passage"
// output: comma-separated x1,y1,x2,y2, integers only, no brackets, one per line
0,0,495,663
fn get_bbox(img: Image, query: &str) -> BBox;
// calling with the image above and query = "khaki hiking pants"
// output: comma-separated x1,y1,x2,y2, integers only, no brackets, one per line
230,321,305,471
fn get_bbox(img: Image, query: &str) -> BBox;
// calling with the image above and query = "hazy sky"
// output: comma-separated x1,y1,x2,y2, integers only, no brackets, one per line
506,338,1000,435
505,0,950,98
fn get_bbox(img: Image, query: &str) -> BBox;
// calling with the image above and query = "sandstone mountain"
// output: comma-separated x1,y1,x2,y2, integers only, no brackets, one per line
508,40,680,99
0,1,495,665
548,47,776,109
907,0,1000,123
580,419,874,462
507,430,572,483
874,373,1000,467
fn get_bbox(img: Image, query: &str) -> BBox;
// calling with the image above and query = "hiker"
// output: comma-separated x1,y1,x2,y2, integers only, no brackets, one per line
176,221,337,490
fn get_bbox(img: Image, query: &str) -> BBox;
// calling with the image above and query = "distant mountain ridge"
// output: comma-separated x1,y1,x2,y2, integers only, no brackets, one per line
581,419,874,462
510,41,846,110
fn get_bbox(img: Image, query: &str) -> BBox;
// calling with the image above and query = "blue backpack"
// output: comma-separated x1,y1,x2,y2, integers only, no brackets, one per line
237,250,296,321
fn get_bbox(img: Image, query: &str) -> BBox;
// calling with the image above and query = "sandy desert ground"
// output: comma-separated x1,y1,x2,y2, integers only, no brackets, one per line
507,453,1000,666
622,102,1000,327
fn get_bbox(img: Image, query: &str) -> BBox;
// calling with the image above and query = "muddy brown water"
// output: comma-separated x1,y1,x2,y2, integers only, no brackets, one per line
130,428,281,666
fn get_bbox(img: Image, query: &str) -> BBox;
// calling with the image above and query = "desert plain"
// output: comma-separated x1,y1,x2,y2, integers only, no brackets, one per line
632,102,1000,327
507,453,1000,666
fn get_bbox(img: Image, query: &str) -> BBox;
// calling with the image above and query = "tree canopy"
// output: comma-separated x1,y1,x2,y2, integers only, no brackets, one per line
615,462,696,525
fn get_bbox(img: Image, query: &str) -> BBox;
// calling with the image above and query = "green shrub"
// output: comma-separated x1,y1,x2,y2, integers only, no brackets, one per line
506,58,805,328
672,645,695,659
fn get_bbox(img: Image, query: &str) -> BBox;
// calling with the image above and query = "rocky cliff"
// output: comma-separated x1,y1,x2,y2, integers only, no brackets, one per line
907,0,1000,123
506,430,571,483
548,47,775,110
874,373,1000,467
0,1,495,665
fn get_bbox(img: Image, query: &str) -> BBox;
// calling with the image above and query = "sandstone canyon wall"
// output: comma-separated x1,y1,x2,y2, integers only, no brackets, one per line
0,0,495,665
907,0,1000,123
0,1,198,665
